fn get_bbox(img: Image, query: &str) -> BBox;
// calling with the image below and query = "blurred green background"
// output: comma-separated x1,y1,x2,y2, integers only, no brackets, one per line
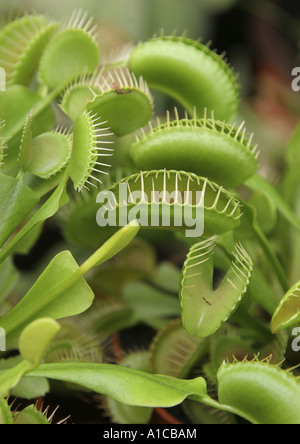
0,0,238,41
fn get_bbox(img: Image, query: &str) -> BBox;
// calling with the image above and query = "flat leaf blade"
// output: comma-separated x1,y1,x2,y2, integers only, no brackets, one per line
0,179,68,264
0,174,39,248
29,362,208,408
0,251,94,346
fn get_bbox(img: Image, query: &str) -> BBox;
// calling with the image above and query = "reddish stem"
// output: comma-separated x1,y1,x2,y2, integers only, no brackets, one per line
111,332,123,362
154,408,183,425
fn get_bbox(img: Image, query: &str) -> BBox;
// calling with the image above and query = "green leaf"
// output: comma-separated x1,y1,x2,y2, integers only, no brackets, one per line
0,356,49,399
11,376,49,400
0,399,13,424
69,110,113,192
13,223,43,256
0,85,55,166
123,282,180,326
130,117,258,189
0,173,39,248
0,251,94,347
0,258,19,304
29,362,208,408
0,360,33,399
1,222,140,348
105,352,153,424
19,318,61,368
78,221,141,274
152,262,181,293
0,177,69,264
0,318,60,398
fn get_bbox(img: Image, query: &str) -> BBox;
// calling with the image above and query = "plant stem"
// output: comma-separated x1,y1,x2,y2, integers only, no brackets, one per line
189,393,256,424
253,222,290,293
1,222,140,341
78,221,140,275
0,169,69,265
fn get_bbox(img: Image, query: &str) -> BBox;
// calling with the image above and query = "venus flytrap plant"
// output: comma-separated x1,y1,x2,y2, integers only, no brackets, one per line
245,173,300,234
103,351,154,425
236,200,290,293
96,169,242,236
1,10,300,425
0,13,118,256
19,123,73,180
150,318,209,378
0,11,106,258
122,281,181,330
180,237,253,338
216,359,300,425
100,43,135,72
43,320,103,364
0,398,66,425
209,329,255,373
0,15,58,87
0,10,103,164
271,281,300,333
12,404,66,425
61,67,154,136
130,111,259,188
0,221,140,348
0,399,13,424
77,298,137,339
0,318,60,398
69,110,114,191
38,9,100,90
59,169,132,248
27,357,300,424
0,85,55,165
129,34,239,120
